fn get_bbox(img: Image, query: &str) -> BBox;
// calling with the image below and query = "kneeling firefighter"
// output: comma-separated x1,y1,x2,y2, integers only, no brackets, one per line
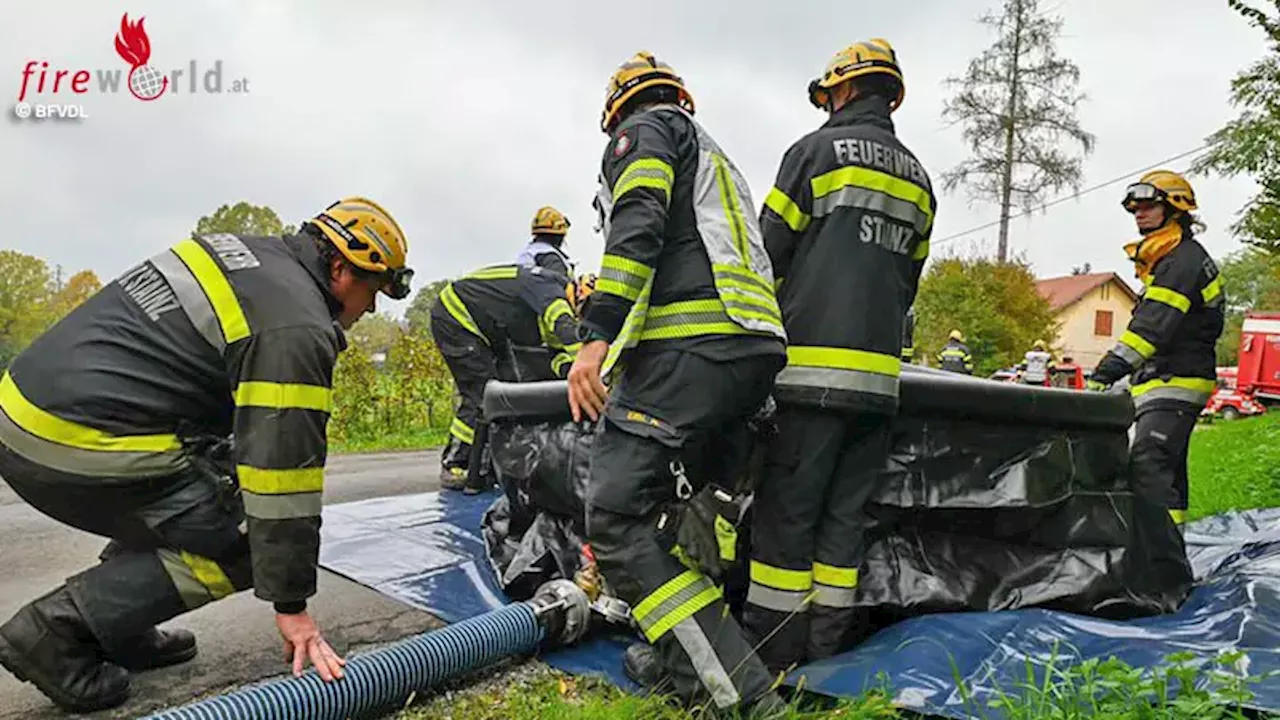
566,51,789,714
743,38,936,674
431,265,587,489
516,206,574,277
1088,170,1224,528
0,198,413,712
937,330,973,374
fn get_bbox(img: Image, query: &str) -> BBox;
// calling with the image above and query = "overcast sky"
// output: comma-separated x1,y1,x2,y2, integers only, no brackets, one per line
2,1,1269,317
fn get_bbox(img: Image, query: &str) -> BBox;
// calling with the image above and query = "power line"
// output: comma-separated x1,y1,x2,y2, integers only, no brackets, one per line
934,144,1211,246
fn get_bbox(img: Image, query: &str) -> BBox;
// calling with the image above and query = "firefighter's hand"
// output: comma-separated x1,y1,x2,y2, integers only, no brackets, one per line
275,611,346,682
568,340,609,422
1086,379,1110,392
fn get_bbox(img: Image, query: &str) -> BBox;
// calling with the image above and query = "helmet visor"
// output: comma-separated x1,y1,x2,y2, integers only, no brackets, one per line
1122,182,1163,210
382,267,414,300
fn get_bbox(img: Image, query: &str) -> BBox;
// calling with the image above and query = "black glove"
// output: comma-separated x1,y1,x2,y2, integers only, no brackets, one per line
1090,351,1133,388
670,485,747,585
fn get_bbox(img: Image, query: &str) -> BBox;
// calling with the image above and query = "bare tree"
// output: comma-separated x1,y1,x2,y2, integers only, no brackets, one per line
941,0,1096,262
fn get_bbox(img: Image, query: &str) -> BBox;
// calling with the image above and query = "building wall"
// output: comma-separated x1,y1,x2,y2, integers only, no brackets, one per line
1054,280,1136,367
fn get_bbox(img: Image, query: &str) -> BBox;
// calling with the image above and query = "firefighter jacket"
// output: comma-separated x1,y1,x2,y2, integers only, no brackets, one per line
1092,223,1225,411
901,308,915,362
0,232,346,607
936,340,973,374
516,238,572,278
585,104,786,377
760,96,937,414
438,263,581,377
1023,350,1052,383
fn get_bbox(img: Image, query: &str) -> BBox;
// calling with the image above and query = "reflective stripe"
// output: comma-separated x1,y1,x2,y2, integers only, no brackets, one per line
599,254,652,302
749,560,812,591
638,299,779,341
813,585,858,608
463,265,519,281
234,382,332,412
242,490,323,520
1202,277,1223,306
712,264,782,320
236,465,324,494
1169,509,1187,525
787,346,900,377
913,238,930,261
159,548,236,610
440,284,488,344
670,618,741,709
813,562,858,588
171,239,250,345
0,402,187,478
711,153,751,260
150,249,225,351
1130,377,1216,411
1119,331,1157,360
450,417,475,444
1144,286,1191,313
810,166,935,234
551,352,573,376
612,158,675,205
763,187,811,233
540,298,576,349
746,583,810,613
1110,340,1146,367
631,570,721,643
776,366,899,397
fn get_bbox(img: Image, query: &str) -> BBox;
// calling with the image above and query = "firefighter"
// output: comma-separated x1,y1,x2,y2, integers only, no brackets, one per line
566,51,788,714
516,206,574,277
901,307,916,363
1022,339,1054,386
432,264,584,489
742,39,936,673
937,329,974,374
1088,170,1224,528
0,198,413,712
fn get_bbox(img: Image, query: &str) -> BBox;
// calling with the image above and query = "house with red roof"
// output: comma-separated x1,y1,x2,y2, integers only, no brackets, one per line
1034,272,1140,367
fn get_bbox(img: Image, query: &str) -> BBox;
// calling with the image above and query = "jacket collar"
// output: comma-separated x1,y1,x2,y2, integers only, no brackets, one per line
823,95,895,132
284,233,345,320
1124,222,1184,285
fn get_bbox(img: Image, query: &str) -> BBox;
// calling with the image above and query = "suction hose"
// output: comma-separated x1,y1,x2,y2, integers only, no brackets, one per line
141,580,592,720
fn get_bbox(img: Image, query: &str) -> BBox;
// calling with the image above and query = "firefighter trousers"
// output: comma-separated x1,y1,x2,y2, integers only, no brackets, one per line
585,348,783,711
0,442,253,655
431,303,497,471
742,406,892,673
1130,403,1198,527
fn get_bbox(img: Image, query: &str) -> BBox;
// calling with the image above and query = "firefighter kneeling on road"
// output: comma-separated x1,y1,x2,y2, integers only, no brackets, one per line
0,198,414,712
1088,170,1225,529
937,329,973,374
431,265,587,490
743,38,936,675
567,51,790,715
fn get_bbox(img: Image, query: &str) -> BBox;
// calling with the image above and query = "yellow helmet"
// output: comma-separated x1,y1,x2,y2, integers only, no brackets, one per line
1034,339,1047,350
532,206,571,236
307,197,414,299
809,38,905,112
949,329,964,342
601,51,695,134
1122,170,1197,214
567,273,597,315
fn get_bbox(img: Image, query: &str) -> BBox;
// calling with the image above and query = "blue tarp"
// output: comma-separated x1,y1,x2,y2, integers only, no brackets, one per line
318,492,1280,716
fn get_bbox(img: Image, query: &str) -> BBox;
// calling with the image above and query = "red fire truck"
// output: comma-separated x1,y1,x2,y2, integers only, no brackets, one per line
1238,311,1280,405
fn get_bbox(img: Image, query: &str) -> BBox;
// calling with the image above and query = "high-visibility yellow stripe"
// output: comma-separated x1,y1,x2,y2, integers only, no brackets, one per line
450,417,475,445
1202,277,1222,304
236,465,324,495
711,153,751,261
0,372,181,453
540,299,575,346
1120,330,1157,360
440,284,487,342
172,239,250,345
1169,509,1187,525
464,265,519,281
912,238,930,261
1130,376,1216,397
786,346,901,378
180,551,236,599
813,562,858,589
749,560,812,591
764,187,811,233
234,382,332,412
633,570,702,621
810,166,934,234
1144,286,1191,313
642,584,720,643
613,158,675,205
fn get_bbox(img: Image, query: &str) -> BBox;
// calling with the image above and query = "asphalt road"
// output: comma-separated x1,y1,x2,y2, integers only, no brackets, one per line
0,449,442,719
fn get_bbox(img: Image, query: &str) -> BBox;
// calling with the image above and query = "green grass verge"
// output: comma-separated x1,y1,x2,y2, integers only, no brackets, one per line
330,427,448,455
1188,410,1280,521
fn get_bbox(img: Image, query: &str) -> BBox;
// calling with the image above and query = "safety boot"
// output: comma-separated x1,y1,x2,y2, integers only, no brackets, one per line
109,627,198,671
440,466,467,490
623,641,664,689
0,585,130,712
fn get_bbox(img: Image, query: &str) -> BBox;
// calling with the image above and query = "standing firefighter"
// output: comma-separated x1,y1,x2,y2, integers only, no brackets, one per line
1022,340,1053,385
743,39,936,673
432,265,585,489
937,329,973,374
0,198,413,712
566,51,789,714
516,206,574,277
1088,170,1224,528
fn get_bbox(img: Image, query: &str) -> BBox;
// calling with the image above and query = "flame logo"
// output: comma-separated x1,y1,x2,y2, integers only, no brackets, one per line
113,13,168,101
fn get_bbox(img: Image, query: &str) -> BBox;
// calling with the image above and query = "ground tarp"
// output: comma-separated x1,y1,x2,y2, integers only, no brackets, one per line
318,494,1280,716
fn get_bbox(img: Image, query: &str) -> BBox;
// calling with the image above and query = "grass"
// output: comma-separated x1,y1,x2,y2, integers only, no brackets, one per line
1187,410,1280,521
330,427,448,455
